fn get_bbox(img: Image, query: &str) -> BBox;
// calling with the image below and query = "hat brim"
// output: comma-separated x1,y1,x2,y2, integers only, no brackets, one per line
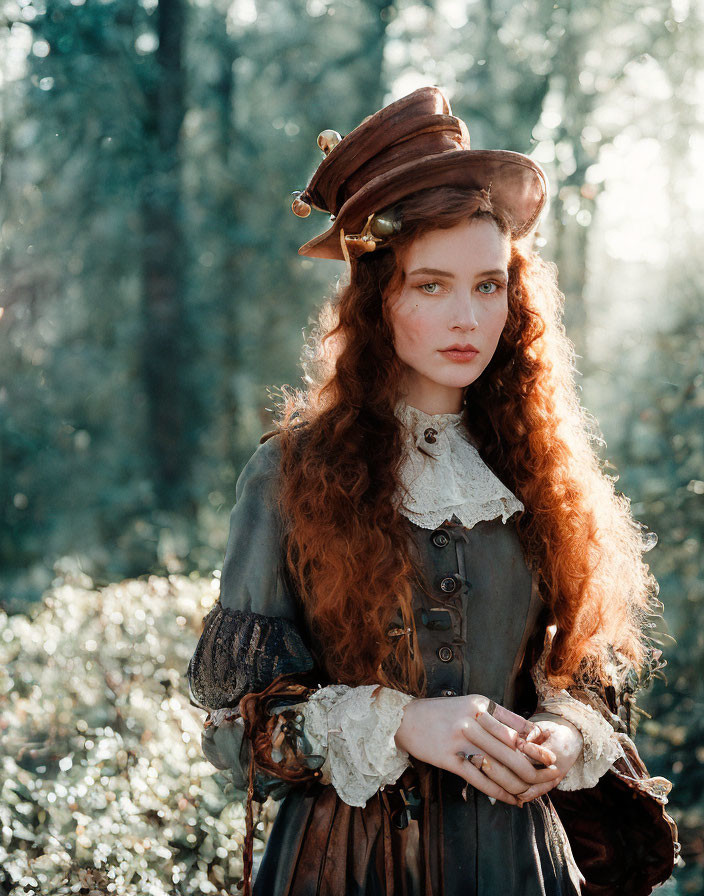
298,149,548,260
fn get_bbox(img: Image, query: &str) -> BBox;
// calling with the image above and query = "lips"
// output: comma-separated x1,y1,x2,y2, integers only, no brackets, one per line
440,345,479,362
442,343,479,352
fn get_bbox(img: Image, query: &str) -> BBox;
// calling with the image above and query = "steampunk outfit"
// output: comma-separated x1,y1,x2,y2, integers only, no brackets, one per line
186,403,678,896
186,85,678,895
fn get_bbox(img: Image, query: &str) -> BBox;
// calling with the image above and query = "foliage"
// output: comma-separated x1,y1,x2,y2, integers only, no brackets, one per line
0,572,278,895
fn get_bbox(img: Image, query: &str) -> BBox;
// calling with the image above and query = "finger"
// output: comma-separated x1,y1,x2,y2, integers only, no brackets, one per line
524,726,550,745
462,724,559,785
453,755,521,806
517,777,562,805
457,745,483,758
486,703,540,739
517,740,557,766
476,752,562,791
461,741,560,795
474,710,525,750
468,752,485,769
474,712,557,769
473,754,529,794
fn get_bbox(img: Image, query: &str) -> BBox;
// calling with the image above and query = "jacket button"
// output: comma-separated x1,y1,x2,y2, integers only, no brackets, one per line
437,646,454,663
423,427,438,443
431,529,450,548
420,608,452,631
440,575,458,594
440,688,457,697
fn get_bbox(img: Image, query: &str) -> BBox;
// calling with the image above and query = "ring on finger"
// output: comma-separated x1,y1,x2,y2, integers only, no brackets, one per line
486,699,497,717
471,755,492,772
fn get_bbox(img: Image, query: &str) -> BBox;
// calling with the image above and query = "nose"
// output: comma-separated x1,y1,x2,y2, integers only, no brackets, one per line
450,288,479,329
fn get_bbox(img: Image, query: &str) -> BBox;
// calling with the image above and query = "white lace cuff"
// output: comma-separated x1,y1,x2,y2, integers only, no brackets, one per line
531,628,625,791
290,684,416,808
531,696,626,790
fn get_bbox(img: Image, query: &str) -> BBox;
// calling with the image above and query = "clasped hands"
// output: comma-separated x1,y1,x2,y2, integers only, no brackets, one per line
393,693,584,807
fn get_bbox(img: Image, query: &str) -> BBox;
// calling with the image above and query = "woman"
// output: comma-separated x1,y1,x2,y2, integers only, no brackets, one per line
186,87,679,895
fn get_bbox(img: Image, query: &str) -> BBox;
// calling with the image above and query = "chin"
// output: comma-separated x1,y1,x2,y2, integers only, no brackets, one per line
435,372,481,388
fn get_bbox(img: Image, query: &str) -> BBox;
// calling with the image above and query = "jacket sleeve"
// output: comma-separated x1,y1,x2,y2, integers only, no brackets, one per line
529,624,668,791
186,433,324,801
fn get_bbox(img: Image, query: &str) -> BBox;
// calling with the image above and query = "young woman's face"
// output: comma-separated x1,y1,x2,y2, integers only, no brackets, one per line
386,217,511,414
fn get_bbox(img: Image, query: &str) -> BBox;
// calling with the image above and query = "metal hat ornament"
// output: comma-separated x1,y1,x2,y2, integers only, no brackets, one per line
290,86,549,262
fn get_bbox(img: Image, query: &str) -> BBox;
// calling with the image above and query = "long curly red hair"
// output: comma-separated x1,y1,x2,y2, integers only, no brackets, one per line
268,186,660,697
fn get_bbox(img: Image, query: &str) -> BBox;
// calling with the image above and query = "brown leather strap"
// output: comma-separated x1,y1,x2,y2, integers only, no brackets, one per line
235,675,322,895
240,679,321,784
419,762,444,895
378,762,445,895
237,758,256,896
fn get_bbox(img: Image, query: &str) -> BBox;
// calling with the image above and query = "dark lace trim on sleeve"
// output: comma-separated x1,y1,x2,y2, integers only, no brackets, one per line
187,603,315,711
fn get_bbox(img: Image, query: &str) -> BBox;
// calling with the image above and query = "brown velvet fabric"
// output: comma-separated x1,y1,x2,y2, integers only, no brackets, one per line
549,725,679,896
265,764,443,896
509,597,680,895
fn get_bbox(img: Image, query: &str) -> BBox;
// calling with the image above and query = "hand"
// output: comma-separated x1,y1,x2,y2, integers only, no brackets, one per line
512,712,585,804
394,694,562,807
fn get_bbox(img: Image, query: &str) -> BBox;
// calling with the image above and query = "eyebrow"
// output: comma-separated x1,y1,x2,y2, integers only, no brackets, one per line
408,267,508,279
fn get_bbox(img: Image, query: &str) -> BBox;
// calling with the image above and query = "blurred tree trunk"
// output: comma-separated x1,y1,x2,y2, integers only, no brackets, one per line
361,0,396,111
549,22,594,361
188,14,242,473
139,0,194,510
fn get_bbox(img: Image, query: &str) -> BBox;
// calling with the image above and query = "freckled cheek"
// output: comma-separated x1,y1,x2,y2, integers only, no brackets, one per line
484,303,509,340
393,306,436,353
396,312,436,354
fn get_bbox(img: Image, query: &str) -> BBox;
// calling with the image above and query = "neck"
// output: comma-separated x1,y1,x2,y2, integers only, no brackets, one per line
396,398,464,419
398,389,465,416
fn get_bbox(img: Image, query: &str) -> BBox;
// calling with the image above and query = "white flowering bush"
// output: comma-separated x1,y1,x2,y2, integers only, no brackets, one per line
0,571,277,896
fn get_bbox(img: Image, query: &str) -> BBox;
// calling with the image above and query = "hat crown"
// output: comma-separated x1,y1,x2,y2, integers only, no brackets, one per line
306,87,469,217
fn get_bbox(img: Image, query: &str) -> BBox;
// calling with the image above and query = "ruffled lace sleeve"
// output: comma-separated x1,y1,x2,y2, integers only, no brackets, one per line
287,684,416,807
530,629,625,791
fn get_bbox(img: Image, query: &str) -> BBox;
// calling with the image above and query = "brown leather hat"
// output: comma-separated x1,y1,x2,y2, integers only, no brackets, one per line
291,86,549,261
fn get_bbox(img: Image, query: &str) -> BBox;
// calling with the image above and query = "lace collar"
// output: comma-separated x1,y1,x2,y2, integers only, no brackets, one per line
393,400,524,531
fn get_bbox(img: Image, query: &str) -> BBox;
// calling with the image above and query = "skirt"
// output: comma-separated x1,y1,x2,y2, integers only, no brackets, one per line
252,765,584,896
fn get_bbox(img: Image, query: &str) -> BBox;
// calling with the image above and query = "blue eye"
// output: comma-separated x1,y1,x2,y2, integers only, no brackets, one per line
419,282,441,294
478,282,498,294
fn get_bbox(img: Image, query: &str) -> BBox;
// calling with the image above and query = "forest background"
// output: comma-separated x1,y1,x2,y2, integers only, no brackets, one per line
1,0,702,893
